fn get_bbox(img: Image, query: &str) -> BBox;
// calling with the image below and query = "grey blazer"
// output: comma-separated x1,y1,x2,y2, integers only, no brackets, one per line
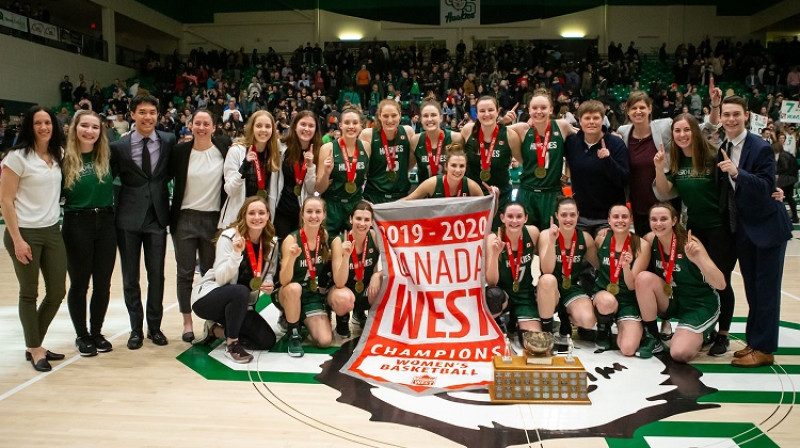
110,130,176,231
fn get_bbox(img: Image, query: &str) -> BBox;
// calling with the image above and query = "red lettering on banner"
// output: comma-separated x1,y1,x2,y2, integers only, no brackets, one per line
391,285,490,338
415,252,433,284
393,245,483,285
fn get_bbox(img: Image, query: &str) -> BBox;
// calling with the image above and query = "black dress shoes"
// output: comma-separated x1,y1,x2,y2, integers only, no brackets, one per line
24,350,65,361
147,329,169,346
29,356,52,372
127,330,144,350
182,332,195,343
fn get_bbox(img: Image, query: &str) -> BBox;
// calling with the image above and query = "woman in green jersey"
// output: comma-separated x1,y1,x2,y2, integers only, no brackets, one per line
360,99,416,204
317,108,371,234
592,204,651,356
328,201,382,338
538,197,599,347
401,144,488,200
635,202,725,362
409,99,464,183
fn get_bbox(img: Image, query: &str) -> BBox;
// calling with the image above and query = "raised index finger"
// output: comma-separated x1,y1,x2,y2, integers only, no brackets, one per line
601,137,606,149
720,148,730,161
512,103,519,112
709,75,715,92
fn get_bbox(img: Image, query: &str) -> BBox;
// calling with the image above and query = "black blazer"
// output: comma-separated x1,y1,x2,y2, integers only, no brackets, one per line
168,135,231,231
110,130,176,231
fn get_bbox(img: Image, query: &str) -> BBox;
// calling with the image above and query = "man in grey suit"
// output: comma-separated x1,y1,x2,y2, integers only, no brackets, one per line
110,94,176,349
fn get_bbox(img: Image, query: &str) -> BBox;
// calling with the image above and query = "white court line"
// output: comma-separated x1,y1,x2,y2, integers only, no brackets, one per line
0,301,179,402
731,269,800,303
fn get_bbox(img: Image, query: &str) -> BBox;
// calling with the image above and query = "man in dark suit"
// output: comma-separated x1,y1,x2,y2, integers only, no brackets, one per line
110,94,176,349
717,95,792,367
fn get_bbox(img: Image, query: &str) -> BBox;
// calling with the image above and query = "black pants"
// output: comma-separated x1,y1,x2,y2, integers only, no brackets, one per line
63,209,117,337
117,208,167,332
779,183,798,221
692,225,737,332
172,209,218,314
192,284,276,350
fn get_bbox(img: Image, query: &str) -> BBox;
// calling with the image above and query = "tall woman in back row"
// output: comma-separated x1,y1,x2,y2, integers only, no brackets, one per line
461,96,522,228
360,99,415,204
409,99,464,183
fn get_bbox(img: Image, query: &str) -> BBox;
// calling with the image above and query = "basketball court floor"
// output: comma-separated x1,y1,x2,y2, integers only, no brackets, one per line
0,224,799,447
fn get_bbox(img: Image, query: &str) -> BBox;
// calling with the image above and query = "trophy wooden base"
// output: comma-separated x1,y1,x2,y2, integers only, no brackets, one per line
489,355,591,405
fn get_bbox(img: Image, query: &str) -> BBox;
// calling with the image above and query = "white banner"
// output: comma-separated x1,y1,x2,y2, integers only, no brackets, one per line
0,8,28,32
28,18,58,41
441,0,480,27
749,112,767,134
780,101,800,124
342,196,503,395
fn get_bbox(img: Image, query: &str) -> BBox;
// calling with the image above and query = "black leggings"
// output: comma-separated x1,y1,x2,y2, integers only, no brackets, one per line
192,284,276,350
62,210,117,337
691,225,737,333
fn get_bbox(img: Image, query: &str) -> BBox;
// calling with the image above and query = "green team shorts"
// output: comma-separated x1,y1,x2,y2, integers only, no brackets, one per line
515,188,559,230
660,294,720,334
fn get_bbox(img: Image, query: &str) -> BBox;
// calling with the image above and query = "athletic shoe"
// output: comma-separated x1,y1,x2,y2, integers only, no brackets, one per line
193,320,219,346
708,334,730,357
91,333,113,353
595,326,612,351
287,329,304,358
225,341,253,364
636,333,664,359
577,327,597,342
553,332,571,353
75,335,98,357
659,320,673,341
336,314,351,338
350,310,367,328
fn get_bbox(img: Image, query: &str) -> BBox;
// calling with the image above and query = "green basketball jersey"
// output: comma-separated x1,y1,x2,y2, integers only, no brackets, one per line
465,125,512,195
649,237,717,305
364,126,412,199
498,229,536,294
596,232,636,297
322,139,368,202
553,230,587,283
413,129,452,182
432,174,470,198
341,232,380,293
520,119,565,190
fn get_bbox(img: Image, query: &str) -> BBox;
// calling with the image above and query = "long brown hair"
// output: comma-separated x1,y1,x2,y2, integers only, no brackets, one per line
62,110,110,189
668,113,717,175
227,196,276,257
235,110,280,171
649,202,687,252
299,196,330,261
281,110,322,166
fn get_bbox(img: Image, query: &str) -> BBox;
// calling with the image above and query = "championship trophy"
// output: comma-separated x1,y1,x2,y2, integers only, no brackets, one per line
489,331,591,404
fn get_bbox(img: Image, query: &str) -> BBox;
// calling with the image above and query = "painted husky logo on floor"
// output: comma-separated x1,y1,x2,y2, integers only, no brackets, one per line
316,339,717,447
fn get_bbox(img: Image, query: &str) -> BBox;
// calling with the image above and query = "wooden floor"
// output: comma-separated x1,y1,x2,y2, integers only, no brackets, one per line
0,226,799,447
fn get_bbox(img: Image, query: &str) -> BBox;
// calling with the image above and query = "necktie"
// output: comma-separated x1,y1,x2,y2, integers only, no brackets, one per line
721,140,737,232
141,137,151,176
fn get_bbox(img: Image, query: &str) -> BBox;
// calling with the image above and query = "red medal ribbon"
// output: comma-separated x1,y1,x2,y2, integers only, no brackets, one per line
252,145,266,190
300,229,320,283
558,230,578,280
657,233,677,286
609,234,631,285
245,239,263,280
293,157,307,189
349,232,369,282
425,130,445,176
535,121,551,170
504,232,523,282
380,129,398,175
478,125,499,172
338,137,359,183
442,175,462,198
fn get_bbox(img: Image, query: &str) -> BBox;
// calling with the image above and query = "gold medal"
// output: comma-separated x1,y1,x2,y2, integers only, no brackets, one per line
386,171,397,182
663,283,673,297
480,169,491,181
607,283,620,295
257,189,268,198
345,181,357,194
355,280,365,293
294,185,302,196
534,166,547,178
512,280,520,293
249,278,262,291
309,278,318,292
562,277,572,289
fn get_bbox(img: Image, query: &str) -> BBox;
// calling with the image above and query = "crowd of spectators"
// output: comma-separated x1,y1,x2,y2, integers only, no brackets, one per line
1,35,800,158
